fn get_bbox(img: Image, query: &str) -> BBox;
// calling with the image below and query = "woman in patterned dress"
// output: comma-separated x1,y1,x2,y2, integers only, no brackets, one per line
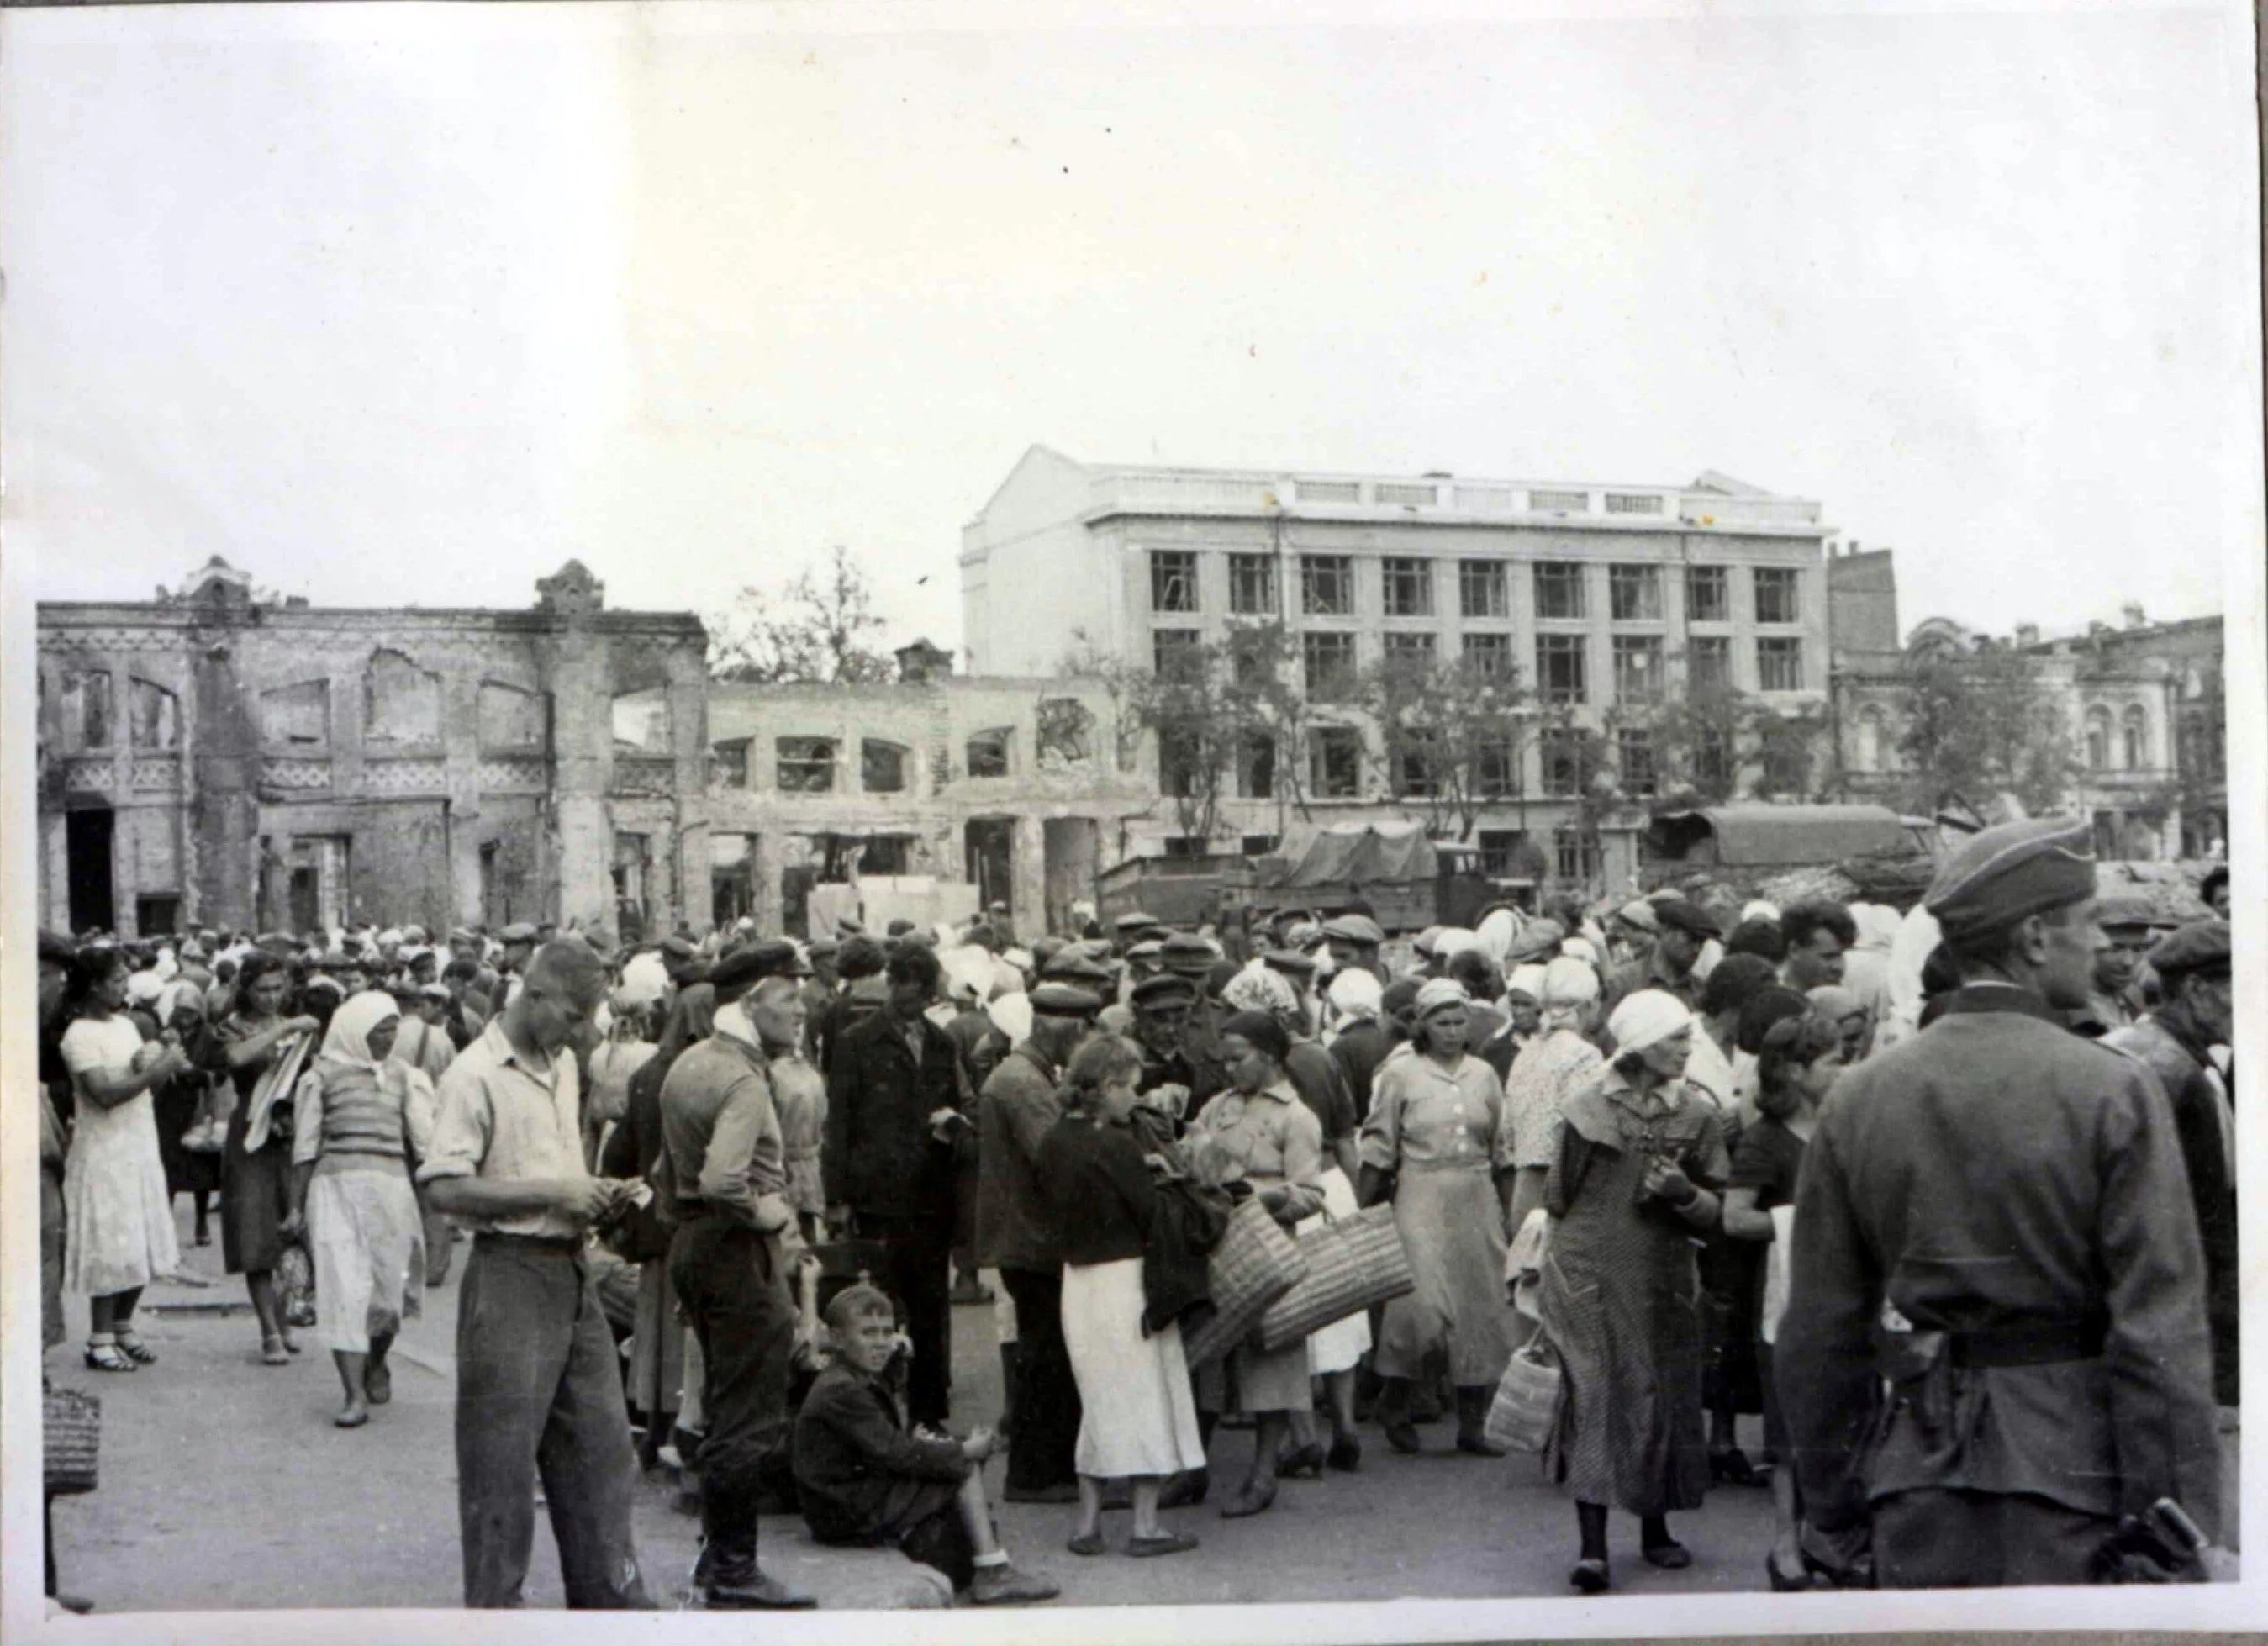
1537,989,1731,1594
1496,957,1606,1236
1358,979,1521,1457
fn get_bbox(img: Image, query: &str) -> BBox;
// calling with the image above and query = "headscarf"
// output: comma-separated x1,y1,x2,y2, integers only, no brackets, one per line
1560,936,1600,967
1506,963,1548,1002
1413,977,1470,1018
1327,967,1383,1023
1742,899,1782,926
990,992,1034,1044
1538,955,1602,1034
1222,963,1299,1019
319,990,403,1075
1806,984,1864,1024
1475,907,1521,968
126,969,165,1008
1606,989,1693,1059
154,979,203,1029
1431,927,1483,961
1508,917,1564,963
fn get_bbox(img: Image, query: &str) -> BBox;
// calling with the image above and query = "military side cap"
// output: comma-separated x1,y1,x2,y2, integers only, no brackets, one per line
2095,894,2156,931
1320,915,1385,947
1923,816,2096,943
1654,899,1723,940
1131,973,1198,1007
500,922,540,944
1030,982,1104,1016
1262,948,1318,975
2149,919,2230,980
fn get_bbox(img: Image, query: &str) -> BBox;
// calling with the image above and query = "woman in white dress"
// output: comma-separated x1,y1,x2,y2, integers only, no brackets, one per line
60,947,189,1373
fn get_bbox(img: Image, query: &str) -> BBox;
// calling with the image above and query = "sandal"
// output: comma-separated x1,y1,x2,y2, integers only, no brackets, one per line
1127,1532,1200,1558
83,1340,136,1374
1065,1533,1106,1557
1569,1557,1611,1593
113,1330,157,1366
261,1336,291,1367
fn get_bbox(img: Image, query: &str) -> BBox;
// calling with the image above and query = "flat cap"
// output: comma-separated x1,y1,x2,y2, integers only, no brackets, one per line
1320,915,1385,947
1159,933,1218,970
1614,899,1663,935
709,942,789,999
1114,910,1162,933
1029,982,1105,1016
1124,939,1166,963
1261,948,1318,976
2149,919,2230,980
1654,899,1723,940
2095,895,2156,931
1131,972,1199,1008
499,922,540,944
1042,949,1117,987
1924,816,2096,944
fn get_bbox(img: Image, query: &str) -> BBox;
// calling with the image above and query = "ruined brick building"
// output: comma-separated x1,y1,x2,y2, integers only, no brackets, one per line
36,558,710,941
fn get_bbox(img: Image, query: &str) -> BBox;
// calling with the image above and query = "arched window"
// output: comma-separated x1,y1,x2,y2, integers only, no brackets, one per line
2122,704,2149,772
2084,707,2112,772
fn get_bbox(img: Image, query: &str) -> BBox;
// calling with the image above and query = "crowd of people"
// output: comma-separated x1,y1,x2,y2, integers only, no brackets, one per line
33,837,2238,1612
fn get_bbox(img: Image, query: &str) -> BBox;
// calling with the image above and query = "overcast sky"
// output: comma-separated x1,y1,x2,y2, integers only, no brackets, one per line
6,2,2260,657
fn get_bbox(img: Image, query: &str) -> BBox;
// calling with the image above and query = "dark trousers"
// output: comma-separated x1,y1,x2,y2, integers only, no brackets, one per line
455,1237,650,1609
1873,1489,2114,1588
668,1213,796,1584
1000,1265,1080,1490
858,1208,955,1425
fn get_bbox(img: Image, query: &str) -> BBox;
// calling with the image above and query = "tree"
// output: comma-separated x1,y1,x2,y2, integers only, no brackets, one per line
1895,642,2076,818
1621,673,1829,809
1358,652,1544,841
706,545,897,684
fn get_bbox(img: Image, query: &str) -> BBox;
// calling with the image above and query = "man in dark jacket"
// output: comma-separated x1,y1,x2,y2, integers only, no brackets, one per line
1780,818,2221,1587
976,984,1102,1501
2107,919,2238,1548
824,944,970,1425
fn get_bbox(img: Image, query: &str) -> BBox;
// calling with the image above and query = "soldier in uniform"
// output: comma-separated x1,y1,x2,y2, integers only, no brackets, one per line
1779,817,2220,1587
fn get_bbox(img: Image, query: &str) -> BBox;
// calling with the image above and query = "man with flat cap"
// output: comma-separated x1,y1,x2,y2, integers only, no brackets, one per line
977,981,1104,1502
2068,895,2155,1037
1780,818,2220,1587
1601,898,1718,1018
1128,973,1200,1121
1319,914,1388,984
2107,919,2239,1548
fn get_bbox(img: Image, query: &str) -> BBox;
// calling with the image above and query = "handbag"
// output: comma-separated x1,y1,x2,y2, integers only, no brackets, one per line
277,1238,318,1329
1254,1202,1414,1351
1484,1337,1564,1453
44,1385,101,1497
1181,1197,1307,1368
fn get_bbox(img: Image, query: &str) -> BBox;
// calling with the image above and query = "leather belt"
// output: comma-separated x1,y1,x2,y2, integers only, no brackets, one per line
1944,1315,2108,1369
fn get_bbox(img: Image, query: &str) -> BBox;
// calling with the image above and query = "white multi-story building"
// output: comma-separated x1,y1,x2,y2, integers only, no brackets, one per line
962,446,1836,888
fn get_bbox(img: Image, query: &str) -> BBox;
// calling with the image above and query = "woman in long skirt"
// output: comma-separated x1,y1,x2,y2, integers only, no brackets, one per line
1359,978,1520,1455
59,947,190,1373
1041,1036,1205,1557
1537,989,1730,1593
283,991,433,1427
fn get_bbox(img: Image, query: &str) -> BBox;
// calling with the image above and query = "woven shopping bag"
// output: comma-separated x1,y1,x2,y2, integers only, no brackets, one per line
1484,1338,1564,1453
1181,1197,1308,1368
1254,1203,1415,1352
45,1386,101,1497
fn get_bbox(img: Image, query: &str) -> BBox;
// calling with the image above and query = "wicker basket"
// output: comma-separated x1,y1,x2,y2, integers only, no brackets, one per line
1483,1339,1564,1453
1254,1204,1414,1351
44,1386,101,1497
1181,1198,1306,1369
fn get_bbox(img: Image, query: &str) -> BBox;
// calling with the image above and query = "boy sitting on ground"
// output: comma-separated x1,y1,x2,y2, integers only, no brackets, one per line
792,1283,1058,1606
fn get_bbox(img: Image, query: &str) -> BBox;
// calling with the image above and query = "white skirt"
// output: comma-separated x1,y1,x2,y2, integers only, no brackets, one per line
1301,1167,1374,1376
307,1162,425,1353
1061,1258,1206,1480
63,1090,179,1298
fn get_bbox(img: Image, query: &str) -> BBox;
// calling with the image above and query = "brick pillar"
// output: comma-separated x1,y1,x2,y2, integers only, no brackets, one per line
1010,812,1045,943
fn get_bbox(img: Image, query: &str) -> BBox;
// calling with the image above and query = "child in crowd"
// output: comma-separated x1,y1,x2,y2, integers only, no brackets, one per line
792,1284,1059,1606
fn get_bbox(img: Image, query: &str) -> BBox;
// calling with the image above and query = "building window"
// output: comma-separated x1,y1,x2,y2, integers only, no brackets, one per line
1152,627,1203,679
1035,699,1093,768
1554,826,1601,884
1160,836,1206,860
1605,492,1664,515
1150,551,1198,614
1302,631,1358,700
1685,565,1729,622
1394,728,1443,797
2122,705,2149,770
967,727,1012,778
1609,564,1662,622
478,681,550,752
2086,707,2112,771
1464,632,1515,680
1301,555,1354,616
1382,557,1434,617
1688,635,1733,692
1754,567,1801,625
776,736,836,793
1382,631,1437,672
1542,726,1597,796
1241,834,1281,857
1299,478,1362,504
1228,631,1273,691
129,679,180,751
1537,634,1589,704
1757,636,1804,692
1158,728,1205,798
1534,562,1587,620
1459,558,1509,619
1309,726,1363,798
1612,635,1664,704
611,689,671,754
1237,731,1277,800
1695,726,1734,794
862,740,909,794
261,679,330,750
1532,488,1590,513
135,894,182,937
365,649,442,746
1229,553,1277,615
1477,828,1529,878
1617,726,1658,795
712,738,751,789
1477,736,1517,797
63,670,114,749
1376,482,1437,507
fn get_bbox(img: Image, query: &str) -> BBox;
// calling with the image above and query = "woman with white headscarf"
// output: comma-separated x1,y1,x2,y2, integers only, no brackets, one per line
1495,958,1606,1234
282,991,435,1428
1358,979,1521,1457
1536,989,1731,1594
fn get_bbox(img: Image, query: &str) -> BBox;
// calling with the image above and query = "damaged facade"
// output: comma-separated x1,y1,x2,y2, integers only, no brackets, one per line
36,557,710,942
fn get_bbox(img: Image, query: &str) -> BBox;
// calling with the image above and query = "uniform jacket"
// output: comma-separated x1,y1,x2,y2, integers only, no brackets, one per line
823,1010,968,1220
1780,984,2218,1538
793,1364,969,1544
975,1042,1066,1272
658,1027,795,1233
2107,1009,2239,1408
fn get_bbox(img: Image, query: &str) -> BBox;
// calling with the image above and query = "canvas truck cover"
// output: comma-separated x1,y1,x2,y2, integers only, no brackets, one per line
1646,805,1912,868
1262,820,1437,889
